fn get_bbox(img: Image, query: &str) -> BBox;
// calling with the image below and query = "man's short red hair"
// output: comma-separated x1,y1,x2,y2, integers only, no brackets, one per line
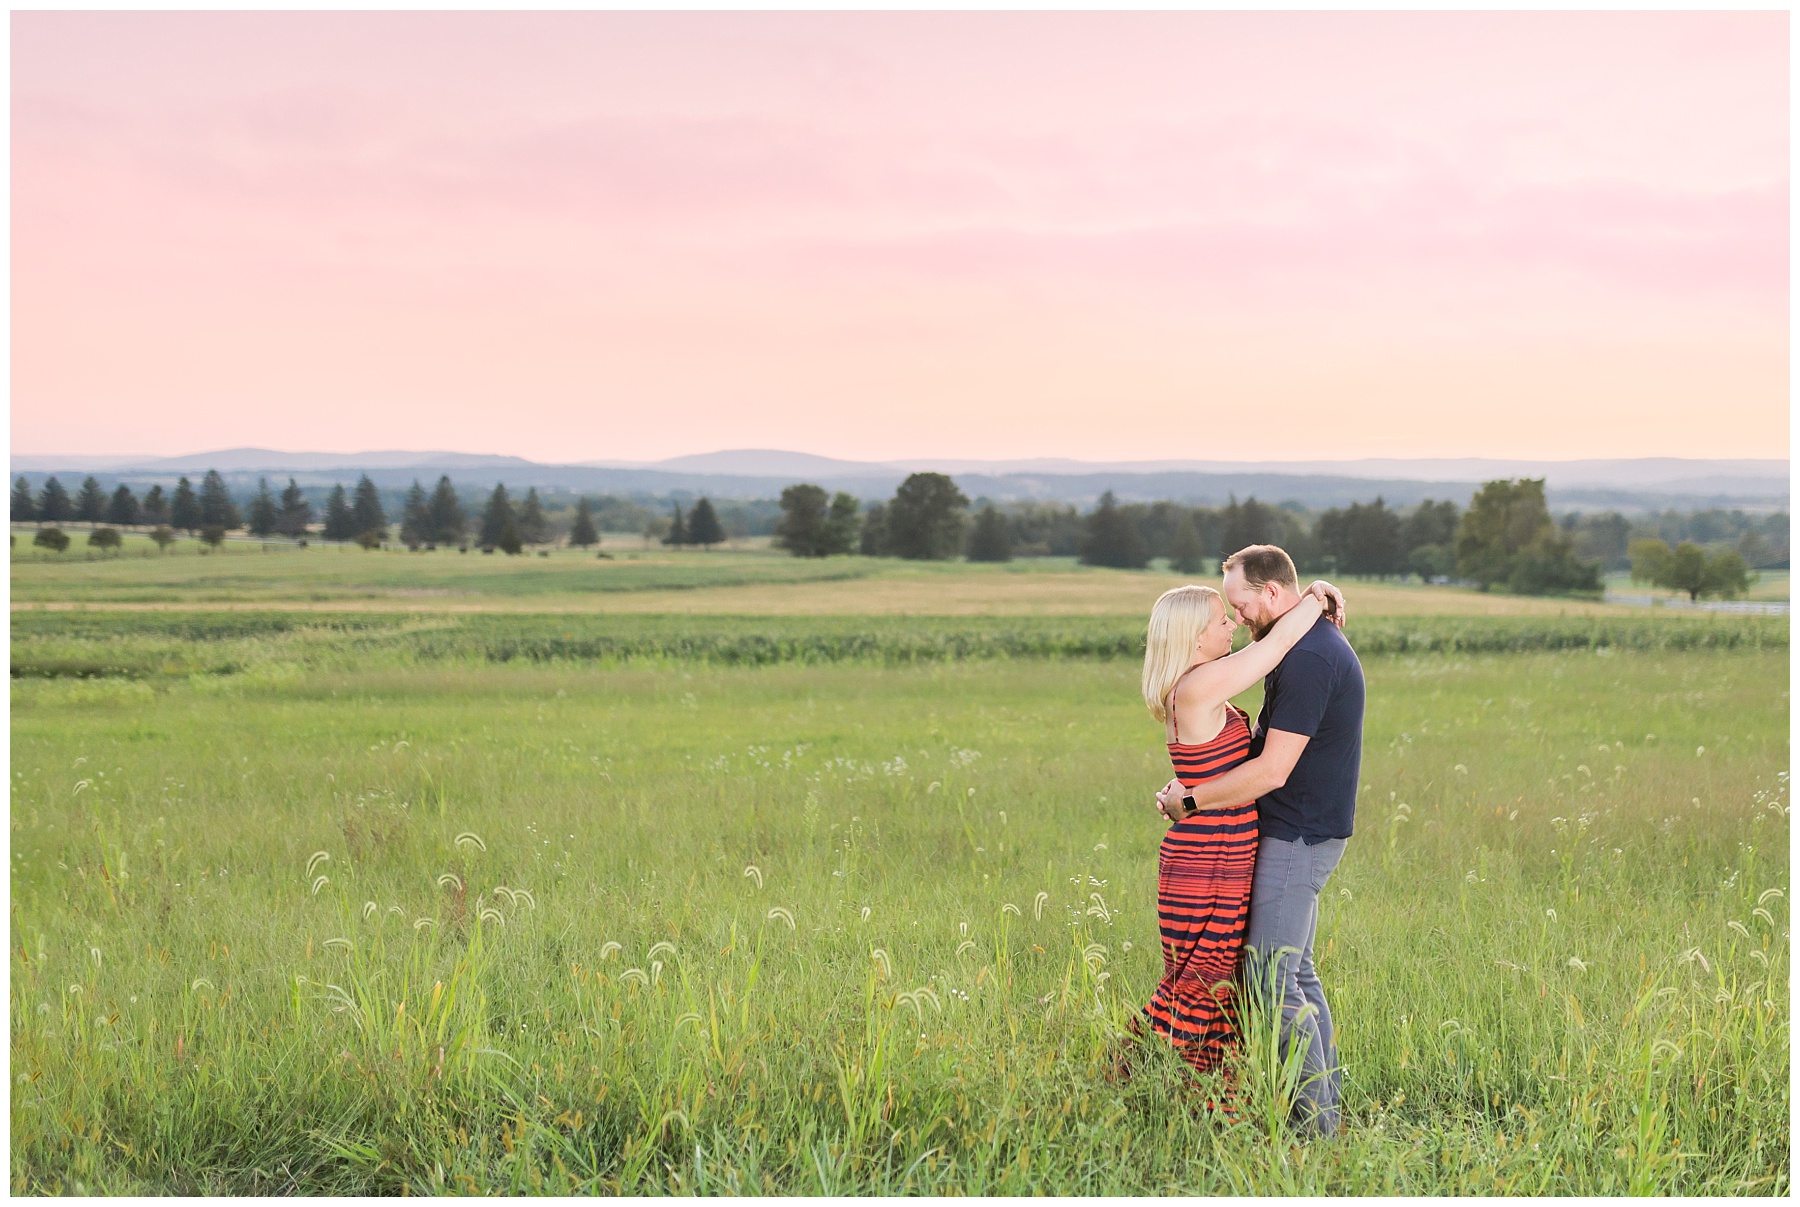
1223,544,1298,592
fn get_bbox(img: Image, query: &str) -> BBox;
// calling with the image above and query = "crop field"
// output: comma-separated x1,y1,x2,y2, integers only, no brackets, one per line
12,529,1652,616
8,550,1791,1194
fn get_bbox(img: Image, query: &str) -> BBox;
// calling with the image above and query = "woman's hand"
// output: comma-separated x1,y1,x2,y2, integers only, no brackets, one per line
1304,580,1347,627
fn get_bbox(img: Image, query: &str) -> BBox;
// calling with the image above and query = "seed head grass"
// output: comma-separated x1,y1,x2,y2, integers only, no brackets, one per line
8,613,1788,1194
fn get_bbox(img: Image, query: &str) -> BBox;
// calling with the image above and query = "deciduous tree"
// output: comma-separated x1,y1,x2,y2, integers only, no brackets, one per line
1456,479,1598,594
774,484,830,557
33,526,68,553
966,505,1012,562
663,503,688,547
885,473,969,560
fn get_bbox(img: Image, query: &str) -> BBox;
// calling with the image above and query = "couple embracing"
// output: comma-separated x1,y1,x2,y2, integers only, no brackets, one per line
1135,544,1364,1137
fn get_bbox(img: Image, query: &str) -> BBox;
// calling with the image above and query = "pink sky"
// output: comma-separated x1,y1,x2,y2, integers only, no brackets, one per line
12,12,1789,463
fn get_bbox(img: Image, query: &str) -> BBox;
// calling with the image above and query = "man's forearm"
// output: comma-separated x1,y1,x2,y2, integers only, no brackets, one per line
1181,760,1281,811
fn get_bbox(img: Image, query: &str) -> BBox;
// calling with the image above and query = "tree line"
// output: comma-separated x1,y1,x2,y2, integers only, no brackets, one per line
764,472,1779,598
9,470,752,556
12,467,1783,600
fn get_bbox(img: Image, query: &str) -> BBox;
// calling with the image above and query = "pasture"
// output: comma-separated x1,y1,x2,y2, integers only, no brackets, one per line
8,547,1790,1194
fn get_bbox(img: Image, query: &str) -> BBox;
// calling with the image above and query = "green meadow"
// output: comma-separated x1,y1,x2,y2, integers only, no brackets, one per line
9,547,1790,1194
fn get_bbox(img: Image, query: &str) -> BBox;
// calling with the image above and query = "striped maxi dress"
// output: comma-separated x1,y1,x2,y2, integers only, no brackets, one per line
1139,697,1260,1075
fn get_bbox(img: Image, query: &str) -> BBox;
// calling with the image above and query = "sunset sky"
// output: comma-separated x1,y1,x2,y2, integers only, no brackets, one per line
13,12,1789,464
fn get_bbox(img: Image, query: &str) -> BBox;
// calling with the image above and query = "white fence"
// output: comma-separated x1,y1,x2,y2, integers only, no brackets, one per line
1606,593,1789,616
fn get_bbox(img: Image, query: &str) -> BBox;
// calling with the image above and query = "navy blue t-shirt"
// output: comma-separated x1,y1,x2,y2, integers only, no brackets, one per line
1249,615,1365,843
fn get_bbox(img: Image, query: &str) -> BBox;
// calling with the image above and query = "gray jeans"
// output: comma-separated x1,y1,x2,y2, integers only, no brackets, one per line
1244,835,1347,1137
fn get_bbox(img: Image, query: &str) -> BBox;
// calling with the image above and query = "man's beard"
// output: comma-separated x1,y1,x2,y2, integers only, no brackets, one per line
1247,616,1275,641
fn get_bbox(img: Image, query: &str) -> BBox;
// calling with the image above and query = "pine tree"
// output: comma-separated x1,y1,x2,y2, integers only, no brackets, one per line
169,477,200,532
107,484,141,528
479,484,515,549
663,504,688,547
498,516,523,555
1169,513,1205,575
276,479,312,538
1079,491,1149,569
517,488,548,545
351,475,387,540
38,477,72,524
428,477,466,547
11,477,36,523
247,478,279,536
141,484,169,526
76,476,108,523
322,484,356,541
399,480,431,548
568,497,600,548
199,470,240,529
965,505,1012,562
685,497,724,548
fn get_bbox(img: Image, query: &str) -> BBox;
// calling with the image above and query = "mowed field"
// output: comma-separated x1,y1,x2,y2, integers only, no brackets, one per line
10,541,1790,1194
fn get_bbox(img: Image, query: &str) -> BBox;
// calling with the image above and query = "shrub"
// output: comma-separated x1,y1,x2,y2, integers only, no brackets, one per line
32,527,69,554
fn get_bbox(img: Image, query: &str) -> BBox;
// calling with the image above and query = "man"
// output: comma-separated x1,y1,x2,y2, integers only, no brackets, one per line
1154,543,1364,1137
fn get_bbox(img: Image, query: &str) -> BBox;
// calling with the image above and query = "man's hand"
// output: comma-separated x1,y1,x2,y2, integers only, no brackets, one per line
1154,776,1189,823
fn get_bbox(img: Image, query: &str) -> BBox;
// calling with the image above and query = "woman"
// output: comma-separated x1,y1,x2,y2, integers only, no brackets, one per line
1136,579,1344,1076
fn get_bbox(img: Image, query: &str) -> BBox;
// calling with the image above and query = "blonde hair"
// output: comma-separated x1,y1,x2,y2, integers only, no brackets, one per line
1142,585,1221,723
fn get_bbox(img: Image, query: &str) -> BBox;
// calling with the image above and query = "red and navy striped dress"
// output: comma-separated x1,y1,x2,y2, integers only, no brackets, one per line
1140,696,1259,1074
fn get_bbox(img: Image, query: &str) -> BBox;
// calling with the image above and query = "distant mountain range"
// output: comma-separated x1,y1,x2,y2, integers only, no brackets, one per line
9,448,1788,512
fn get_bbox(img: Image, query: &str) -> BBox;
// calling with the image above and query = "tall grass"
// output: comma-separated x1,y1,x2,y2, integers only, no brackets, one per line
12,610,1786,681
10,643,1787,1193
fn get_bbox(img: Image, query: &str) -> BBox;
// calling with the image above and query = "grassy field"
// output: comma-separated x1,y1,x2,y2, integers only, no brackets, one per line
9,529,1699,616
9,549,1790,1194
